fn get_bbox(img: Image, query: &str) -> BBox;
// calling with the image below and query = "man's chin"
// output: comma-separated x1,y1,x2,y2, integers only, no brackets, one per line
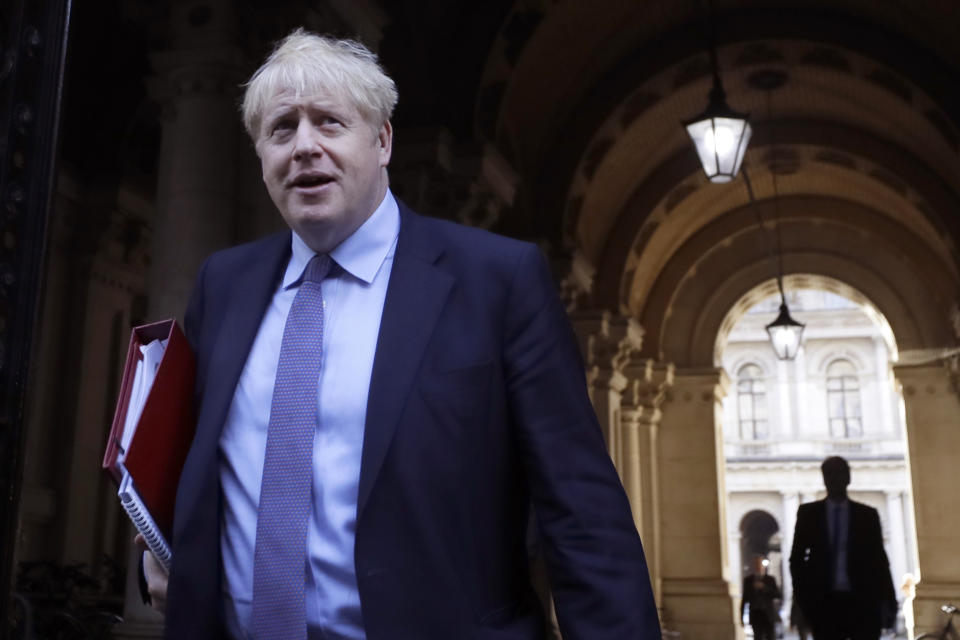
287,213,350,253
284,204,339,229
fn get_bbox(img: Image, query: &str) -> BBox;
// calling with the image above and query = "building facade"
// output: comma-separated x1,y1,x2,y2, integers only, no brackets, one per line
721,289,918,629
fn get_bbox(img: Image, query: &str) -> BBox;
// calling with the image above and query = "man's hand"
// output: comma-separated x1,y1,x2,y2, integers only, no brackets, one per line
134,534,168,614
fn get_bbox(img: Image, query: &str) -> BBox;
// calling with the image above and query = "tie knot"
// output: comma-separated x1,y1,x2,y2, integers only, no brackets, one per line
303,254,332,283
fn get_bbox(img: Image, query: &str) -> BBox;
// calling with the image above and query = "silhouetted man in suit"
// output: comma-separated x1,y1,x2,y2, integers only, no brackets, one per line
138,29,660,639
741,556,781,640
790,456,897,640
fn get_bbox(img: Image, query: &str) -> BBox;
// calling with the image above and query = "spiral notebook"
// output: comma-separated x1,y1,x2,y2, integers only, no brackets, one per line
102,319,196,573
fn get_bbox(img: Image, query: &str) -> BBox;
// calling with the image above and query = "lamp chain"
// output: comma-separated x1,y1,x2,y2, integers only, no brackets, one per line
741,165,783,300
768,90,787,304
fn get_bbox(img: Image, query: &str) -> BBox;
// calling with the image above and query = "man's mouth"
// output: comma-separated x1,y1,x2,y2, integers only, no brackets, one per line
290,174,334,189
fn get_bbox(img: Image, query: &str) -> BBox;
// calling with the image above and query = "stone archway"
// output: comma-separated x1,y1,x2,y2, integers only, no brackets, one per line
648,257,955,637
740,511,778,561
739,510,781,585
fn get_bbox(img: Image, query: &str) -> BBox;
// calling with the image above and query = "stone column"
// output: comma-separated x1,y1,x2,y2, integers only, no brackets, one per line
116,3,245,637
728,528,742,600
56,200,149,568
657,368,740,640
886,491,909,595
894,363,960,635
569,310,644,464
874,338,896,435
146,1,246,321
620,359,673,604
794,345,808,438
781,491,800,608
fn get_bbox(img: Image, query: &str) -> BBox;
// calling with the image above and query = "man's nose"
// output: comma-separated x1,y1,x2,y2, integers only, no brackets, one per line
292,121,321,160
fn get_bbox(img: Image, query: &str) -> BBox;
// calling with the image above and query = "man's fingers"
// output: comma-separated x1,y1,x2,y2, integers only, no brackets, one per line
135,534,169,614
141,548,169,614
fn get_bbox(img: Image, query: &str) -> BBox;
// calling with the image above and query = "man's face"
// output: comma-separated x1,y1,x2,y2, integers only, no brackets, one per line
256,90,392,253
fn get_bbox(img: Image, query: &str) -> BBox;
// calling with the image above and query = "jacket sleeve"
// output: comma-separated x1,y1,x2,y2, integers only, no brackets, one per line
789,505,808,595
502,243,660,639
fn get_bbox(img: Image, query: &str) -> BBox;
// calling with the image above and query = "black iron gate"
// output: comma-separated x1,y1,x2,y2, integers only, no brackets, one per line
0,0,71,634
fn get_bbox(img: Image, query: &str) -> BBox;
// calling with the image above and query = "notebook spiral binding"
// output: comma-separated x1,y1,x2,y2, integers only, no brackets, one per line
120,480,173,573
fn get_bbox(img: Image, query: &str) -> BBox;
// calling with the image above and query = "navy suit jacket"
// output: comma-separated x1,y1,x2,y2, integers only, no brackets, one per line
789,499,896,632
164,202,660,639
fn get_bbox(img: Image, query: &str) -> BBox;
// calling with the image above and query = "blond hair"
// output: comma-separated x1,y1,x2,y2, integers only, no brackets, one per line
241,29,398,139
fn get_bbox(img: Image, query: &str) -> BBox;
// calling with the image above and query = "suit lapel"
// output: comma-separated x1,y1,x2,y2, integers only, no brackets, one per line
175,232,290,548
202,232,291,443
357,205,453,519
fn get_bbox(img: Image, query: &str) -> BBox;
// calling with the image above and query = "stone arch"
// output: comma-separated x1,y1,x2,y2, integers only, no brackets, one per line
476,1,960,259
715,275,899,367
593,121,960,315
739,509,781,580
817,351,869,376
635,196,956,367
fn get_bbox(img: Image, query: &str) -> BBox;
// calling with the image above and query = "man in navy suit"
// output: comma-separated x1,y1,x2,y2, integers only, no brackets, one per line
140,29,659,639
790,457,897,640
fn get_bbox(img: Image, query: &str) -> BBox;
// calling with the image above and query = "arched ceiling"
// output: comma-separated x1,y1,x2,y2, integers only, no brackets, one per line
714,274,898,366
475,0,960,364
639,197,954,365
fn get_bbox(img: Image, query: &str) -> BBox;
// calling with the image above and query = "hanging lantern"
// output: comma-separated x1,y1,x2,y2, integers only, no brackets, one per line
765,299,805,360
683,83,752,183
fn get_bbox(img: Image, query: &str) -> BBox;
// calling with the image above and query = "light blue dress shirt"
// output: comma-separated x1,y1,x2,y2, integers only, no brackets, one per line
219,192,399,639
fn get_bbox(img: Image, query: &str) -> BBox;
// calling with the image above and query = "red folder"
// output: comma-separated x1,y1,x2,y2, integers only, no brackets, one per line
102,319,196,541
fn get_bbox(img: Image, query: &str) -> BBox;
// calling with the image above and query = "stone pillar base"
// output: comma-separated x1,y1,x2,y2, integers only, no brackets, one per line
910,581,960,636
660,577,742,640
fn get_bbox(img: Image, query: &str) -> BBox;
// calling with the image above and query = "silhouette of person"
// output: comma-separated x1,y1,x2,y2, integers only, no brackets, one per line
741,555,781,640
791,597,813,640
790,456,897,640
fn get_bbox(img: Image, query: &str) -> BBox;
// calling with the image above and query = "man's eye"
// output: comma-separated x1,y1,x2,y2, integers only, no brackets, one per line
272,121,295,134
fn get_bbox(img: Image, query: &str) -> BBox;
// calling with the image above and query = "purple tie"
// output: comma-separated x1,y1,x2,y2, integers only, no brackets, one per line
251,254,332,639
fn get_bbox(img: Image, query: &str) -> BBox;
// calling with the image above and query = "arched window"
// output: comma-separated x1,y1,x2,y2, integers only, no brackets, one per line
737,363,767,440
826,359,862,437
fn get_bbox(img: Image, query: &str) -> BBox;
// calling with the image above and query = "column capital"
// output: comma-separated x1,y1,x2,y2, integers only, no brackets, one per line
148,43,247,107
586,367,629,394
557,250,596,312
894,361,959,400
667,367,731,403
570,310,644,375
622,358,674,411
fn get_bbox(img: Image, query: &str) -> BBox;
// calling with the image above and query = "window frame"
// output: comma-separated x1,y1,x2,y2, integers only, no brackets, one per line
826,358,863,438
736,363,768,440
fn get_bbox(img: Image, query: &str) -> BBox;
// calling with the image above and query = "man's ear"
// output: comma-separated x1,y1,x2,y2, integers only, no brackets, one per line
378,120,393,167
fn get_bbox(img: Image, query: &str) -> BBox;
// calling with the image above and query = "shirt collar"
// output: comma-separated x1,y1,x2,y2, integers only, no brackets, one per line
282,189,400,289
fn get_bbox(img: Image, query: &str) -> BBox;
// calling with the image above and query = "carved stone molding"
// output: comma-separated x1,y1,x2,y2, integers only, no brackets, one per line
622,358,675,412
664,367,731,405
557,250,595,312
570,309,644,378
148,44,246,113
